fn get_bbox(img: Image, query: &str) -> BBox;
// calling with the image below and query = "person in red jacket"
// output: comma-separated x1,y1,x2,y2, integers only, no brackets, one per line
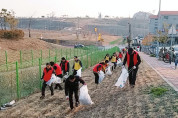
60,57,70,82
123,48,141,88
93,62,105,85
118,52,123,61
40,63,54,99
50,61,63,90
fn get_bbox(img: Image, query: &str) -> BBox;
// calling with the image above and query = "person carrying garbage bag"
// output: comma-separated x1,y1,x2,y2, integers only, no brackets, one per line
122,48,141,88
60,57,70,82
65,75,86,110
110,52,117,71
40,63,54,99
50,61,63,90
72,56,82,76
104,54,110,61
93,62,105,85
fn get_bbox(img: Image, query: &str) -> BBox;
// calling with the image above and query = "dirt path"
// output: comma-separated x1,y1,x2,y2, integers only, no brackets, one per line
0,60,177,118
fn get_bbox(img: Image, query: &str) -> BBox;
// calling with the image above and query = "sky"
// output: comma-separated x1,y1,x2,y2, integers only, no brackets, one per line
1,0,178,18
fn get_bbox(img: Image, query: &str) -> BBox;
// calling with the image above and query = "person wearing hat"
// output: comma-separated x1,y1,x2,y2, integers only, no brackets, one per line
72,56,82,76
60,57,70,76
65,75,86,110
123,48,141,88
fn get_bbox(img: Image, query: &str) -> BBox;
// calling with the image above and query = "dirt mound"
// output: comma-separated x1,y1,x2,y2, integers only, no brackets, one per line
0,60,177,118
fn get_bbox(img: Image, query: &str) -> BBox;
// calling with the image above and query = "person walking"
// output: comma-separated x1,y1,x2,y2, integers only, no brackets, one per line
60,57,70,82
104,54,110,61
118,52,123,61
50,61,63,90
72,56,82,76
65,75,86,110
123,48,141,88
40,63,54,99
110,53,117,71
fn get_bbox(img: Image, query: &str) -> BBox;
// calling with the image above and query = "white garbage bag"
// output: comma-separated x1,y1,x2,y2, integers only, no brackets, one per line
54,76,62,84
99,71,105,83
79,85,93,105
108,62,114,66
106,66,112,75
46,74,56,86
115,68,128,88
76,68,82,77
117,58,122,65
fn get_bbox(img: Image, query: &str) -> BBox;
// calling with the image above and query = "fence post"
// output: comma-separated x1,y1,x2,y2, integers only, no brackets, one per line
66,49,67,59
70,48,72,59
60,49,62,58
5,51,8,71
49,49,50,61
16,61,20,99
55,56,57,63
87,50,88,68
20,50,22,67
55,49,57,62
41,50,43,63
31,50,34,66
39,58,42,89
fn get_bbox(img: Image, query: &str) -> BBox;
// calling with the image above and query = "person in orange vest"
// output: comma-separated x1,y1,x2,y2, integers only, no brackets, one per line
40,63,54,99
50,61,63,90
93,62,105,84
123,48,141,88
118,52,123,61
60,57,70,82
102,60,109,73
110,53,117,71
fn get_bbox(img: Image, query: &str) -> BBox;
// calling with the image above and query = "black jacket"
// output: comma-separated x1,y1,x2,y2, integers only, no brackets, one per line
65,76,85,96
123,51,141,68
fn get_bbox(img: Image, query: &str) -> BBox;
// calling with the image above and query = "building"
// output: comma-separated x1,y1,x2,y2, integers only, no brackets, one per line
149,11,178,35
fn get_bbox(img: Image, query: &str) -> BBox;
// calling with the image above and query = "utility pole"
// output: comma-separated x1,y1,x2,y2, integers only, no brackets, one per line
156,0,161,58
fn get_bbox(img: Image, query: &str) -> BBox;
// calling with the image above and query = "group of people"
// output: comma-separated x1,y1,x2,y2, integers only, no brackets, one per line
40,47,141,110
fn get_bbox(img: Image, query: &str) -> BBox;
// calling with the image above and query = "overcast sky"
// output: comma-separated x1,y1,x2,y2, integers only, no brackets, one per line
0,0,178,18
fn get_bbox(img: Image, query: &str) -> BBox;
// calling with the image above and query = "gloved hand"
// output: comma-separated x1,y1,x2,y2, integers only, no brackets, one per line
66,96,69,100
41,77,43,80
66,72,69,75
97,71,100,74
133,66,136,69
122,65,125,68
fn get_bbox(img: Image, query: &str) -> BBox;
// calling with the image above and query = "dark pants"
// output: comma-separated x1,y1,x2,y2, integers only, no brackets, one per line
128,67,138,85
93,72,99,84
69,89,79,109
73,69,77,75
112,62,117,71
55,74,63,90
42,81,54,96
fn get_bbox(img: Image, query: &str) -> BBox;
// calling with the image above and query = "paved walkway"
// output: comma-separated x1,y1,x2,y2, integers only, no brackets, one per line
139,52,178,91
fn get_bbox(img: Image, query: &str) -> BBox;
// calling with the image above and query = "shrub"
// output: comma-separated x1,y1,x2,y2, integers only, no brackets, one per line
0,29,24,39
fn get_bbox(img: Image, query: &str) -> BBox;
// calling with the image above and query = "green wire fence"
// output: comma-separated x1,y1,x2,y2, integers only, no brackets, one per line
0,46,119,106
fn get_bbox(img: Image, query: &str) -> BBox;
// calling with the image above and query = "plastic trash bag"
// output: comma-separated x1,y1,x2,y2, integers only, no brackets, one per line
99,71,105,83
108,62,114,66
54,76,62,84
106,66,112,75
115,68,128,88
117,58,122,65
79,85,93,105
76,68,82,77
46,74,56,86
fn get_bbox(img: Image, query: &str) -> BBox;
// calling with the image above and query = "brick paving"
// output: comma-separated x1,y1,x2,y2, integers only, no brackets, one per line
139,52,178,91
